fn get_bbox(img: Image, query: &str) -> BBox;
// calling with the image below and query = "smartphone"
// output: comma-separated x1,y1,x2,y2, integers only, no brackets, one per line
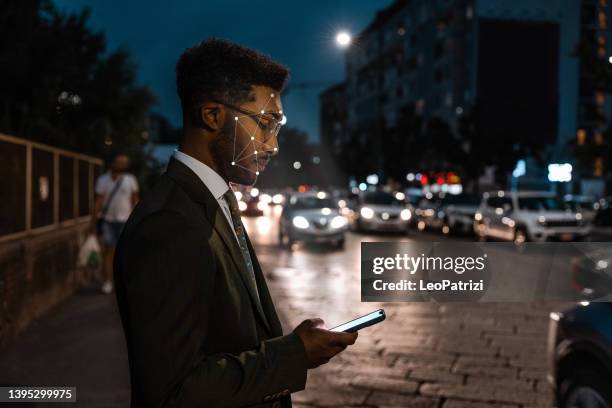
329,309,386,333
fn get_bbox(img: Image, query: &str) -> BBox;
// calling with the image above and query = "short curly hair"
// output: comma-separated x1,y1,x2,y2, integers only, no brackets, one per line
176,38,289,124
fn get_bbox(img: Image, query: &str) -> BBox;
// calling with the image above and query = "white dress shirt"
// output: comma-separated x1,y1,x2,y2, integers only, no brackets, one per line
172,150,239,243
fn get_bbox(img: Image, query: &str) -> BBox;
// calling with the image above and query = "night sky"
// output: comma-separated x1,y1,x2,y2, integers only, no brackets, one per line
55,0,393,142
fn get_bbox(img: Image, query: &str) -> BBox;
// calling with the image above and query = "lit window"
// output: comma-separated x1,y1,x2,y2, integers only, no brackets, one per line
595,157,603,176
466,6,474,20
599,11,607,28
416,99,425,115
577,129,586,145
599,45,607,57
445,93,453,107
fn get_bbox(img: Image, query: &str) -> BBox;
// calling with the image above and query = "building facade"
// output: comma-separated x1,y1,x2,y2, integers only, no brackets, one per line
320,0,610,191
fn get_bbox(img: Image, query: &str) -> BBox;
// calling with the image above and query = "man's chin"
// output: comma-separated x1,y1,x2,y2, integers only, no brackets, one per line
230,167,258,186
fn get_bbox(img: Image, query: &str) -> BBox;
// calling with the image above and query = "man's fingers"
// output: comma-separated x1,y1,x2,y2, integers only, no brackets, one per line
299,318,324,330
328,331,358,346
311,318,325,328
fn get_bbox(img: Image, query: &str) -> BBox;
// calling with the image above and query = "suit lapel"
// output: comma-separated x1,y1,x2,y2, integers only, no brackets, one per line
209,206,272,334
165,158,272,335
244,231,284,337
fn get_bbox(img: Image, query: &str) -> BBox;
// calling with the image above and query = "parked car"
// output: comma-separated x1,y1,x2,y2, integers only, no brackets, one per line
265,189,286,206
241,196,264,217
548,302,612,407
414,194,444,231
594,196,612,227
334,191,354,218
588,197,612,241
352,191,412,233
440,193,481,235
279,192,348,248
564,195,598,223
571,246,612,300
403,188,424,207
474,191,590,243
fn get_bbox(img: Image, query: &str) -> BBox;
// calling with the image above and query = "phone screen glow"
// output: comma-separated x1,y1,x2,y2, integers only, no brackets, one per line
330,310,383,332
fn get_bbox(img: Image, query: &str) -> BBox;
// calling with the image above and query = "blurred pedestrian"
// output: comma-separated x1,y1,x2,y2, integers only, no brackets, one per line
93,152,139,294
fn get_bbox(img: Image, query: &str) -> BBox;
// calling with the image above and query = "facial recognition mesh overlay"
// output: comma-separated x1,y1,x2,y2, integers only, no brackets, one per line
230,92,283,179
361,242,612,303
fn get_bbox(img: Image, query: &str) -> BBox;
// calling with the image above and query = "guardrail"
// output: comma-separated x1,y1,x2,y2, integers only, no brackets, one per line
0,133,103,243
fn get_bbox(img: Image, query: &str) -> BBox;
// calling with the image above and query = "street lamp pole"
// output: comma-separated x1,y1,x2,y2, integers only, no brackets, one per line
376,28,385,185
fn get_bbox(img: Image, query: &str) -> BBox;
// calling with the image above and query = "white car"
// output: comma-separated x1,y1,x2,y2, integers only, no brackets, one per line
279,192,348,248
564,194,598,223
474,191,590,243
414,195,444,231
442,194,481,234
353,191,412,233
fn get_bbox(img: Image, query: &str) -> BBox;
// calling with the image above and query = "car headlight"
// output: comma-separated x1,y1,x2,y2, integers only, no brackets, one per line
400,209,412,221
331,215,347,229
292,216,310,229
360,207,374,219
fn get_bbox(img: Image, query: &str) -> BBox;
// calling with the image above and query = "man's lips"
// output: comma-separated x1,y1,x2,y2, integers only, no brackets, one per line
254,157,270,169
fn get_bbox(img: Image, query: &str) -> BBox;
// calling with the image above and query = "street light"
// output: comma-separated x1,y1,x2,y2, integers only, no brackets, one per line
366,174,379,185
548,163,572,182
335,31,352,48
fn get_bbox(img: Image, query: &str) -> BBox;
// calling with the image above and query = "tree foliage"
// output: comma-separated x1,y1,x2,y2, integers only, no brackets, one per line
0,0,156,161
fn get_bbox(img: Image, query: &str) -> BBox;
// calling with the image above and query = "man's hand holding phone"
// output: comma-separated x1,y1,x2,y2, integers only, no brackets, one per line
293,318,358,368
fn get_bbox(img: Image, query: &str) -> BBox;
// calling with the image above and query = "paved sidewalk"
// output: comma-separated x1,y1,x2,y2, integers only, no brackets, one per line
0,289,130,407
0,254,564,408
256,241,563,408
283,302,559,408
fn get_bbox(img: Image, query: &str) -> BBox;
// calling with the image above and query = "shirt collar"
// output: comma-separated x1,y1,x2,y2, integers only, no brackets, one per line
172,149,230,200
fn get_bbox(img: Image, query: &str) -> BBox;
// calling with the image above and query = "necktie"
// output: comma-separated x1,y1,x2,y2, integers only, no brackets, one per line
223,189,260,301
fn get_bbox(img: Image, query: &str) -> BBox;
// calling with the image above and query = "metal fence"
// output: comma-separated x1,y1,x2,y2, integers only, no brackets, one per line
0,133,103,243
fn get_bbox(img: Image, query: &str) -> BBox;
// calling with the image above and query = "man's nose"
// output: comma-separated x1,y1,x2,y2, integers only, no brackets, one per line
265,132,280,156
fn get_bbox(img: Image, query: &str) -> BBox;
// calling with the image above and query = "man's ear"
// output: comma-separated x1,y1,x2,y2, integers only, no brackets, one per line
198,102,224,132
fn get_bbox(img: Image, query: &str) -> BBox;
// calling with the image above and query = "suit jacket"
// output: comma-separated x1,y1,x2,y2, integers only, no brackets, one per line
114,157,308,407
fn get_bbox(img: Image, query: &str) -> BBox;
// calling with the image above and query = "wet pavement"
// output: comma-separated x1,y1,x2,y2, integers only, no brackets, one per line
0,206,564,407
246,207,561,408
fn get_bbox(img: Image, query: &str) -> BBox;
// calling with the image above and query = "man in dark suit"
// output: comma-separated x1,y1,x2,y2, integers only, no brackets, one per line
113,38,358,407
